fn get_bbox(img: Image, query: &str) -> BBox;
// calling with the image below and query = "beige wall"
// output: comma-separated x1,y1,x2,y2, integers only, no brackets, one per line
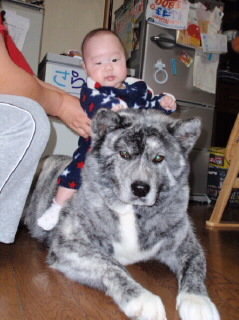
40,0,124,60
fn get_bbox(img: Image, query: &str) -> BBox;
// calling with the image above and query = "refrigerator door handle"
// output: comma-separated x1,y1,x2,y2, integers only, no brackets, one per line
150,34,176,49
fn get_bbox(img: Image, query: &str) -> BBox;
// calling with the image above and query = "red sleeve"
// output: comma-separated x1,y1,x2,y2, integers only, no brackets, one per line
0,12,35,75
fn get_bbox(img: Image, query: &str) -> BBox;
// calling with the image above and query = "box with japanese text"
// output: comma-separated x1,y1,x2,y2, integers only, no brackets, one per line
207,147,239,205
38,53,85,157
38,53,86,97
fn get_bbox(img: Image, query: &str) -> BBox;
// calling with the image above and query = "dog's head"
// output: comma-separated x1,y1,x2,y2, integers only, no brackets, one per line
90,109,201,206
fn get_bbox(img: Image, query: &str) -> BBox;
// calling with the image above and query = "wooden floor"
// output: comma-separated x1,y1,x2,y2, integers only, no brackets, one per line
0,203,238,320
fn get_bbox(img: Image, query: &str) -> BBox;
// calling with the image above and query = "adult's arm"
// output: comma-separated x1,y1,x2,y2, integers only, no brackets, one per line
0,35,91,138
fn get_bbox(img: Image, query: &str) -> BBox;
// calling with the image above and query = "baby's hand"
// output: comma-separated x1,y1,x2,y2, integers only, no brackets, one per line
112,102,128,112
160,93,176,112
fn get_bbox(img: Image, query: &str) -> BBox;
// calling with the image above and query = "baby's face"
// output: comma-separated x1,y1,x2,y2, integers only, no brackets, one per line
83,33,127,88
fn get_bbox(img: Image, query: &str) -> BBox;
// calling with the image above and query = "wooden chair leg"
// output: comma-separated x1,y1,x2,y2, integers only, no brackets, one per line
206,149,239,229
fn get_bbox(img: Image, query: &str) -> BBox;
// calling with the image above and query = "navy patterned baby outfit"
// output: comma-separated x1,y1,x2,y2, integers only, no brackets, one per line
57,77,175,189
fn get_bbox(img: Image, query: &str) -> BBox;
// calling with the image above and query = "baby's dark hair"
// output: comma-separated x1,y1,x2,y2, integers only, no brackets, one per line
81,28,126,61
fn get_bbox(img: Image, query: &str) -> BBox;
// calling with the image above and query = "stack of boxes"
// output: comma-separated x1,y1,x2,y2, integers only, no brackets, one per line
207,147,239,205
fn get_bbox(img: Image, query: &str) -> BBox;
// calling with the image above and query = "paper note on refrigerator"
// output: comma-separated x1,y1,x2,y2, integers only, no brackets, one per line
201,33,227,54
4,9,30,51
146,0,190,30
193,49,219,94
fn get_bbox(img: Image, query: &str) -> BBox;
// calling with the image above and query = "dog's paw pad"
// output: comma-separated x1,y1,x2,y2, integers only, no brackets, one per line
123,290,167,320
176,292,220,320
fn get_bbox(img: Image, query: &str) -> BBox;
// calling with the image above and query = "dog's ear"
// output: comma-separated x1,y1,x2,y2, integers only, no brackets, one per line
168,118,201,153
92,109,132,138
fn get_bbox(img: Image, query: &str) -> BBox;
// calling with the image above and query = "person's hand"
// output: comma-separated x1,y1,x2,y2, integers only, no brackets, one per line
160,94,176,112
57,94,92,138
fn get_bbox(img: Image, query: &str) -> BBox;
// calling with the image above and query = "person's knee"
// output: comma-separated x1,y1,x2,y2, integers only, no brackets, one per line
0,96,50,157
29,100,51,146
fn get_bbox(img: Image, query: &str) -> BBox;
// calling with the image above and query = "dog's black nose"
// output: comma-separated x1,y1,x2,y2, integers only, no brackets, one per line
131,181,150,198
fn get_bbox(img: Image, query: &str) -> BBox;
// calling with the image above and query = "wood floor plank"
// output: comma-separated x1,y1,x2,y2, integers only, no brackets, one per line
0,245,25,320
8,232,90,320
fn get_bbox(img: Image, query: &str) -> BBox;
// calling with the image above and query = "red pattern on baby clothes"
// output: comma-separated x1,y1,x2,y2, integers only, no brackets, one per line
68,181,78,189
81,94,87,102
77,162,85,169
95,82,102,89
89,102,95,112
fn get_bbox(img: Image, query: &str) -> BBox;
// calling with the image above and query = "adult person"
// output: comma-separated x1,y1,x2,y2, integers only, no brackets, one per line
0,11,91,243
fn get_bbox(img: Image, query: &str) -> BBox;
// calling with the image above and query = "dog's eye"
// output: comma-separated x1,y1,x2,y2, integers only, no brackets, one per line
152,155,164,163
119,151,132,160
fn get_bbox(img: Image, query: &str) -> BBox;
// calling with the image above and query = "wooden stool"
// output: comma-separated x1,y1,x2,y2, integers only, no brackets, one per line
206,113,239,229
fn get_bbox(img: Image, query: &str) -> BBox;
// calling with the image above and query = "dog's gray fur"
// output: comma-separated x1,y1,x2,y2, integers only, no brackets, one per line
24,109,220,320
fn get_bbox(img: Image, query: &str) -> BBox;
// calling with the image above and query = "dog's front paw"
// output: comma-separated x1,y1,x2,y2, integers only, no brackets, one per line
176,292,220,320
123,290,167,320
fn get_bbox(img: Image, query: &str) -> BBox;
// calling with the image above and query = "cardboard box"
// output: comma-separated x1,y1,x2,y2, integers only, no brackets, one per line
207,147,239,205
38,53,86,156
38,53,86,97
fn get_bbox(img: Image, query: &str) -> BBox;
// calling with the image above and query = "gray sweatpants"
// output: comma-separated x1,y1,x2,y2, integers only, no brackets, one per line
0,95,50,243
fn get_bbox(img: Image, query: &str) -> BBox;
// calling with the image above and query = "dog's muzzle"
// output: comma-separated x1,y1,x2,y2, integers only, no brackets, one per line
131,181,150,198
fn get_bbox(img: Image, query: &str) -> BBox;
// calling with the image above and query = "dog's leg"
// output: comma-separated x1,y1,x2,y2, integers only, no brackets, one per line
48,245,167,320
160,231,220,320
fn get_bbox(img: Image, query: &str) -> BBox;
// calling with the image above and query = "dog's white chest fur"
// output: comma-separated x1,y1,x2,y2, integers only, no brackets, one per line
112,204,161,265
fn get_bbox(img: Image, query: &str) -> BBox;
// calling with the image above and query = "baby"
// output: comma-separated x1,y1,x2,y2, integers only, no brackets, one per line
37,28,176,230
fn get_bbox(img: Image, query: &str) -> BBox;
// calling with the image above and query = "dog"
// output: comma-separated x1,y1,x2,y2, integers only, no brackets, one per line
24,109,220,320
